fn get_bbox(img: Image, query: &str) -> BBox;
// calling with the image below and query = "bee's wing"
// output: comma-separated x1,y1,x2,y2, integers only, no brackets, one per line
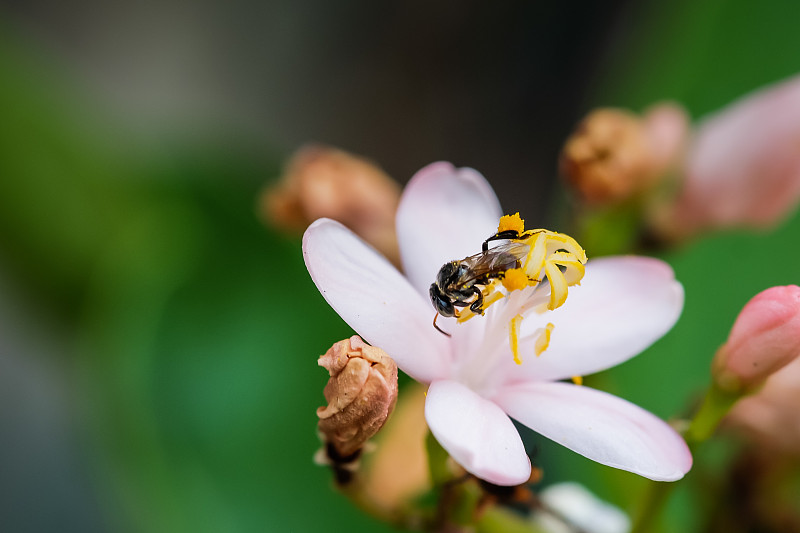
460,242,530,282
484,241,530,264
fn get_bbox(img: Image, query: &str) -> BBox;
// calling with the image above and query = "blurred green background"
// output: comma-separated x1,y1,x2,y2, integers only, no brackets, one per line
1,0,799,531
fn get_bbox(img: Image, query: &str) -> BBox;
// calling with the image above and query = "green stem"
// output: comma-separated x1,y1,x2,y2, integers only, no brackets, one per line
685,382,740,444
477,507,548,533
426,430,452,487
630,481,671,533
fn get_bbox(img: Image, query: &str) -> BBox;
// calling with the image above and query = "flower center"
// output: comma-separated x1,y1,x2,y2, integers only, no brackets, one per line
458,213,587,365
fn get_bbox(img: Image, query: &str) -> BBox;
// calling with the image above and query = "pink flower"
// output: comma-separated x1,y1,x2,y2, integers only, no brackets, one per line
672,75,800,235
303,162,692,485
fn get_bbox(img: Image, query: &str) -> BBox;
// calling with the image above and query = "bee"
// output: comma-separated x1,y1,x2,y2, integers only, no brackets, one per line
429,229,535,336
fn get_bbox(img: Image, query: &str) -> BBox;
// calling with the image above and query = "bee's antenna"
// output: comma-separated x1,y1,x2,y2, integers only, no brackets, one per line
433,312,452,337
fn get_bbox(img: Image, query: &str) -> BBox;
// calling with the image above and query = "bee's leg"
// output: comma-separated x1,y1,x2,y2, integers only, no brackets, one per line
482,230,522,253
433,313,452,337
519,229,545,240
469,291,485,315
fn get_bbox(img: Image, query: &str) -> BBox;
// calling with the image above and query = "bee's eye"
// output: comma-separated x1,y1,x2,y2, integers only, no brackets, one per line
437,298,455,317
429,284,455,317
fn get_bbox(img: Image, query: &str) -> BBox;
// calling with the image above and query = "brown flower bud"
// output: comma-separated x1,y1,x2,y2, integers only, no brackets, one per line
262,145,402,266
317,335,398,459
560,105,688,205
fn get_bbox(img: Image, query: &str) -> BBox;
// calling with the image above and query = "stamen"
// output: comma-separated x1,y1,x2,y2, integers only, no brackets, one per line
522,232,548,280
509,314,524,365
545,261,569,310
534,323,555,356
515,231,586,311
571,376,583,385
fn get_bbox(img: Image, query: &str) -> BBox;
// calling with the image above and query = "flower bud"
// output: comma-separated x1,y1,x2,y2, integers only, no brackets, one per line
559,105,688,205
712,285,800,393
317,335,398,458
262,145,402,265
667,75,800,238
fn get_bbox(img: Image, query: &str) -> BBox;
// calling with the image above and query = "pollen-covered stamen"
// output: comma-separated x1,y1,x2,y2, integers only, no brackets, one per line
487,215,585,364
534,323,555,356
509,314,524,365
544,251,586,310
480,218,587,315
519,234,586,305
490,221,586,313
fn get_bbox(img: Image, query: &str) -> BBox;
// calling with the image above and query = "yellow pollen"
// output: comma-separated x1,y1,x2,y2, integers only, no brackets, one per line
498,212,525,234
509,314,524,365
501,268,529,292
534,323,555,356
571,376,583,385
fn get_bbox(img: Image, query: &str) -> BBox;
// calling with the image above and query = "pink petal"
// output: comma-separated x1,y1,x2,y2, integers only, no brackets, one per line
680,75,800,230
494,381,692,481
396,162,503,297
508,256,683,383
425,380,531,486
303,218,451,383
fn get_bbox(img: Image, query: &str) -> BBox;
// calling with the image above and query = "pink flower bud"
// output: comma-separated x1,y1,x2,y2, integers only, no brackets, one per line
713,285,800,393
317,336,398,458
669,75,800,237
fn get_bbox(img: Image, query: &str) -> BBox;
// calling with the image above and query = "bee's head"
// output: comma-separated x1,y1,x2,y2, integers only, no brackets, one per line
435,261,459,286
429,283,455,317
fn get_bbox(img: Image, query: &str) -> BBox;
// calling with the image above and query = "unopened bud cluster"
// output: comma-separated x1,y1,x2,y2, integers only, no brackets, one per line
560,105,687,205
317,335,398,459
263,145,402,265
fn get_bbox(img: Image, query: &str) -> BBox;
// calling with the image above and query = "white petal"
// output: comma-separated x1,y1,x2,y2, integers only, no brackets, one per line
509,256,683,382
537,482,631,533
396,162,503,297
303,218,451,383
425,380,530,485
494,381,692,481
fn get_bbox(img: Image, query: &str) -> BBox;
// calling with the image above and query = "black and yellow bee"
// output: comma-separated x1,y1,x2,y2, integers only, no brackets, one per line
429,229,539,335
